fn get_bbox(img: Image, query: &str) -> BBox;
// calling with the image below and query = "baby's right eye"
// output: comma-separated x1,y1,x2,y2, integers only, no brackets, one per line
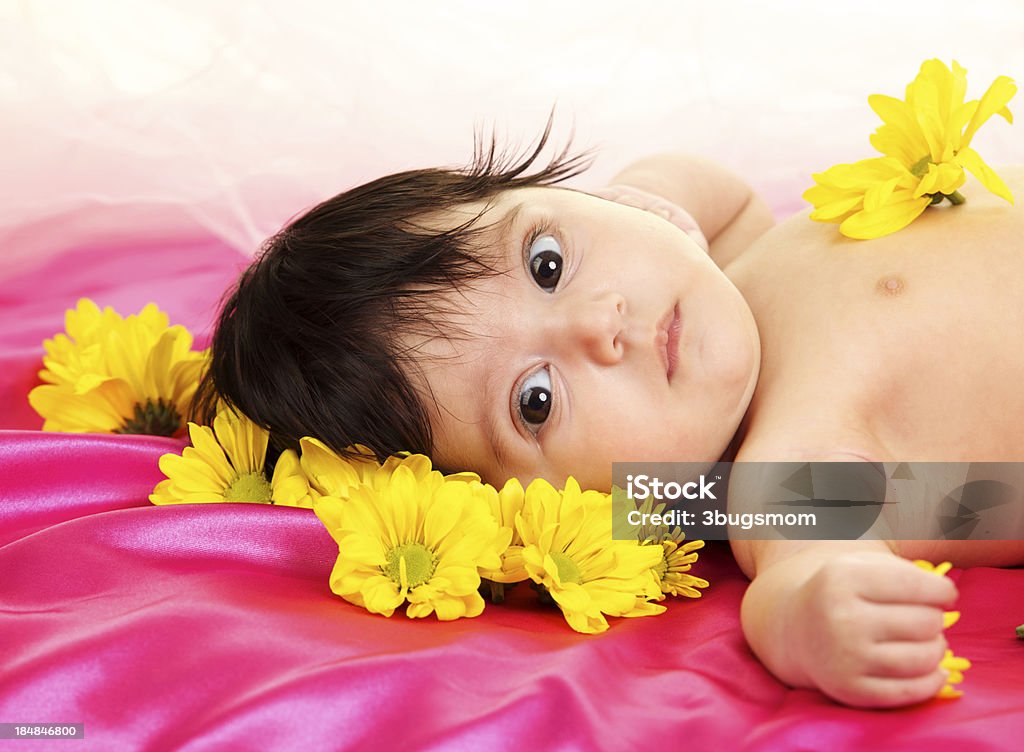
517,367,552,434
528,234,562,291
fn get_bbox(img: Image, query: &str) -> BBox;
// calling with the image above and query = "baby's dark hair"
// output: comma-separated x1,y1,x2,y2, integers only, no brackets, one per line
192,118,592,466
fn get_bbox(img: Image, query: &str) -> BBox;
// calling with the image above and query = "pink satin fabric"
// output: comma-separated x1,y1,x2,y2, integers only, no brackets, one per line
2,237,1024,750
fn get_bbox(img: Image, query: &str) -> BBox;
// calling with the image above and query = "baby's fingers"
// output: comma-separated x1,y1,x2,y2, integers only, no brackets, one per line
829,667,949,709
858,559,958,607
864,635,948,679
867,603,947,641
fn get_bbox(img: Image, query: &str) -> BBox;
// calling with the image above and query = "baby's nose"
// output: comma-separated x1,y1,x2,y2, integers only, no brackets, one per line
562,292,626,365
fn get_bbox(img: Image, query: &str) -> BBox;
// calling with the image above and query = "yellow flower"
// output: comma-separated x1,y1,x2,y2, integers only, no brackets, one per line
299,437,392,501
913,559,954,577
805,59,1016,239
652,539,709,599
805,157,933,239
914,559,970,698
313,464,505,620
29,298,208,436
912,558,961,627
938,650,972,700
478,478,528,584
516,478,665,634
633,498,710,599
150,407,311,508
298,436,478,502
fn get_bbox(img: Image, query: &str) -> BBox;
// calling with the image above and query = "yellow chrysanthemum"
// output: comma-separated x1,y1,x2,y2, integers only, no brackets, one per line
29,298,208,436
938,649,972,700
805,59,1016,239
633,498,709,599
805,156,934,239
516,478,665,634
150,408,311,508
313,464,506,620
652,539,709,599
298,436,478,502
914,559,970,698
478,478,528,584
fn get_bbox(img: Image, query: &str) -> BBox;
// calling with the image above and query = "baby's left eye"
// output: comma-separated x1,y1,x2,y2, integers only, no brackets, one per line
528,234,562,291
518,367,553,433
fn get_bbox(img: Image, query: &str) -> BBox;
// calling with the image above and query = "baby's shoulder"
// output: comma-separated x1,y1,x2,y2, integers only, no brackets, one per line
734,421,883,464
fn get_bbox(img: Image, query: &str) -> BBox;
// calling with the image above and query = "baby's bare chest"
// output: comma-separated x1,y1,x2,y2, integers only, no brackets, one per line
730,197,1024,460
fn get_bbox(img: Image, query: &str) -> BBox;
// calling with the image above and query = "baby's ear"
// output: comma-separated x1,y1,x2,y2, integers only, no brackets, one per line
587,184,710,253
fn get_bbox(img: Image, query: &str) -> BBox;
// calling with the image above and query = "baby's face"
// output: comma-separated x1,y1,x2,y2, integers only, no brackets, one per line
408,186,760,491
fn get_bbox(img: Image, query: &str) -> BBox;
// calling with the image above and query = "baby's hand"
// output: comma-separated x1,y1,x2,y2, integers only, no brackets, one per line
784,551,957,708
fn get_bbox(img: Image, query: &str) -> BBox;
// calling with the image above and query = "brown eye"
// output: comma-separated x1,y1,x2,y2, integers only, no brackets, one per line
518,368,552,432
528,235,562,291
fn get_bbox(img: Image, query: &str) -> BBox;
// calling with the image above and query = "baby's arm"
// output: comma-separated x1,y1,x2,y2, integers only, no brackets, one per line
599,153,775,267
731,536,957,708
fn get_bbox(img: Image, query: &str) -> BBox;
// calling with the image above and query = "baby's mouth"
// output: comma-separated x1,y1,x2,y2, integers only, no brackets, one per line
657,303,682,383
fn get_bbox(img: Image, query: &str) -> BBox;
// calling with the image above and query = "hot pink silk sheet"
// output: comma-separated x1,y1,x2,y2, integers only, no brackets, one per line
2,237,1024,751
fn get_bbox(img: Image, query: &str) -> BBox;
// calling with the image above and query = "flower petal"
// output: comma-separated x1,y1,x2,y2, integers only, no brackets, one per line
839,197,930,239
957,147,1014,204
961,75,1017,148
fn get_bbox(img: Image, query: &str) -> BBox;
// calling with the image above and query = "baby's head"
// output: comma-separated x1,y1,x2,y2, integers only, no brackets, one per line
195,127,760,492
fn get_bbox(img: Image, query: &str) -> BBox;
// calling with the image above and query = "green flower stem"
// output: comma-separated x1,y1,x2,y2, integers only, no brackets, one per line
927,191,967,207
479,579,511,604
530,581,557,607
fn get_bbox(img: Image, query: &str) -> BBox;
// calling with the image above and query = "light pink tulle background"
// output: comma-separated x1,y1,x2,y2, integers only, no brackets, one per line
2,0,1022,281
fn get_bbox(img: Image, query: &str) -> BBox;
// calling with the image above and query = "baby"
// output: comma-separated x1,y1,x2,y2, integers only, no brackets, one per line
196,125,1024,708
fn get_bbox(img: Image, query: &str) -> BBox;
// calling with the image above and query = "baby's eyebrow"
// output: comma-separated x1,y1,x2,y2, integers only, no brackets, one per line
479,198,527,264
492,198,526,234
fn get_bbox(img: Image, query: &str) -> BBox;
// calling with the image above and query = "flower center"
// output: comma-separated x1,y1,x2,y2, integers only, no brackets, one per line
224,471,274,503
549,551,583,585
117,397,182,436
384,543,437,589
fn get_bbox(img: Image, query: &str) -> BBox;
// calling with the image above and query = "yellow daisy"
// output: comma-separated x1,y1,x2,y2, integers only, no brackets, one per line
150,407,311,508
516,477,665,634
633,498,709,599
29,298,207,436
313,465,505,620
914,559,970,698
299,436,478,502
652,539,709,599
913,559,962,628
299,437,389,501
478,478,528,585
805,59,1016,239
305,443,492,550
938,650,972,700
805,156,933,239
